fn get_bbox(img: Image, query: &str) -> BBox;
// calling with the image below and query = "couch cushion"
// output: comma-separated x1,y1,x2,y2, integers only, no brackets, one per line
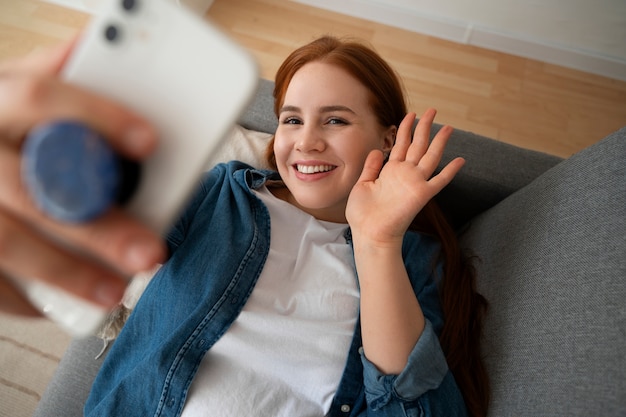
459,127,625,416
237,78,278,134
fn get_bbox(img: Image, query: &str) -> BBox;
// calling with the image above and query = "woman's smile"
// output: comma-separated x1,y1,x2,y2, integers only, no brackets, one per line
293,161,338,180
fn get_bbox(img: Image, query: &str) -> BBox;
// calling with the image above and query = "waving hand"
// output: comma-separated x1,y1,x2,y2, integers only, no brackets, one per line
346,109,464,246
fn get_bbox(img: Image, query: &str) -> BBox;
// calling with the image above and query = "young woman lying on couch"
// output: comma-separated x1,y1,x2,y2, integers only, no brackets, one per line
0,35,489,416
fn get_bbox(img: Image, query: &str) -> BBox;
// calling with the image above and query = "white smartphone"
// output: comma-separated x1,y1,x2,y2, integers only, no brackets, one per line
65,0,258,233
21,0,258,337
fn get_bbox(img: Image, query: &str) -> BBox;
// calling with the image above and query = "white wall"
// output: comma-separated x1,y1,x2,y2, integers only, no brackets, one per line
292,0,626,81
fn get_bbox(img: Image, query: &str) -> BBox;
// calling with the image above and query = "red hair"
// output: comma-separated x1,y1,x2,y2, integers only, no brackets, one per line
267,36,489,417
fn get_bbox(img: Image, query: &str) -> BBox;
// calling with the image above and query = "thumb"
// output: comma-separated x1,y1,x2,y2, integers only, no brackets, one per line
356,150,384,184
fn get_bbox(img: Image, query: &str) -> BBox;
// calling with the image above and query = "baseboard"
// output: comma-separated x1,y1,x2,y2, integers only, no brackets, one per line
291,0,626,82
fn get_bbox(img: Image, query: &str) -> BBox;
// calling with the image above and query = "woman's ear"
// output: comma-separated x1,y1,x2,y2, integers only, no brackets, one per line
382,125,397,154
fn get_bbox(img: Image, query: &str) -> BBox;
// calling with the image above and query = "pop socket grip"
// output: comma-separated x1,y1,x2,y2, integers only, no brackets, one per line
18,121,142,337
22,121,141,223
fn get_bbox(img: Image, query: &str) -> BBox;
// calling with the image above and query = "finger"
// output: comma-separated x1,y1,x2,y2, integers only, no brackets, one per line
0,277,42,317
388,113,416,162
406,108,437,164
43,208,168,274
0,75,157,159
427,156,465,194
0,212,128,309
415,124,455,178
0,148,166,274
357,149,385,184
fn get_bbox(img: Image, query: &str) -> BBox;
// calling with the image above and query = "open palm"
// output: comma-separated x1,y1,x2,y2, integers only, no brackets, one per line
346,109,465,245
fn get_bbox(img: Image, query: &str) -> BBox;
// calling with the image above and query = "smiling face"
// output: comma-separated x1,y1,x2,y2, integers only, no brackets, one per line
272,62,395,223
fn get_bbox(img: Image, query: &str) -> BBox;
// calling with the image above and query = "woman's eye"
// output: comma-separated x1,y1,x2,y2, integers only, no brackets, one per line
327,118,347,125
282,117,301,125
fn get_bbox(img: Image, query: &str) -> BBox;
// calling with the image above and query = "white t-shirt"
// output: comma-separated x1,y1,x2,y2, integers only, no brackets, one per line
181,185,360,417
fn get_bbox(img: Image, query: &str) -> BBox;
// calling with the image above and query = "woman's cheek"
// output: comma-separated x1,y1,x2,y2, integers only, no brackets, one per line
273,136,291,172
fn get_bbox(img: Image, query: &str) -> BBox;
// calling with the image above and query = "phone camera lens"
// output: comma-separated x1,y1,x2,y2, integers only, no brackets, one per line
122,0,137,12
104,24,120,43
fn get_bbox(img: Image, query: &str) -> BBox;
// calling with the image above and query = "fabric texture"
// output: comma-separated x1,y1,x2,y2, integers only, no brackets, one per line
237,78,278,134
433,128,563,229
460,127,626,416
32,336,105,417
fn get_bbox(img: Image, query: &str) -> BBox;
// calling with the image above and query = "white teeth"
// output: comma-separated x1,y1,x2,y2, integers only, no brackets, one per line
296,164,335,174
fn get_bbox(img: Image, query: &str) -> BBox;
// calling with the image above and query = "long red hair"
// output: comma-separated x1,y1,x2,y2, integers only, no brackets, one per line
266,36,489,416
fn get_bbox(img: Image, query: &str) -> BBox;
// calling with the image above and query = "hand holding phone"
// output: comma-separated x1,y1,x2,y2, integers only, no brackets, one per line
18,0,258,336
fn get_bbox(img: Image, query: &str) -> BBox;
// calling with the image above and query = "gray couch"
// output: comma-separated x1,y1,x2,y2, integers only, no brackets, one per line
34,79,625,416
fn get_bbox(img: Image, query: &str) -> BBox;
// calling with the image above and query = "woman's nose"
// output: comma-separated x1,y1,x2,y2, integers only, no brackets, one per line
295,125,326,153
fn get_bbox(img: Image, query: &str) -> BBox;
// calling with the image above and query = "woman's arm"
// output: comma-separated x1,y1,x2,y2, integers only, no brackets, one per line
352,238,425,374
346,109,463,374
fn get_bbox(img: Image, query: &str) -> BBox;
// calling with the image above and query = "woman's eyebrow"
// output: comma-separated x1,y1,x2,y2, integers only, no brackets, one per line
279,105,300,114
320,105,356,114
279,105,356,114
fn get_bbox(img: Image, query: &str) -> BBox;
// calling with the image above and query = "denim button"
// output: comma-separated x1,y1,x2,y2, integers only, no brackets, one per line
340,404,351,413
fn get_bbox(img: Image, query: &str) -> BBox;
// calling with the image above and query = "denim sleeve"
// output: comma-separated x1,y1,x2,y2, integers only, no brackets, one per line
359,320,468,416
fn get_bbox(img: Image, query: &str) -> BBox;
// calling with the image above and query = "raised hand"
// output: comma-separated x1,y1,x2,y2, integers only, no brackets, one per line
346,109,464,247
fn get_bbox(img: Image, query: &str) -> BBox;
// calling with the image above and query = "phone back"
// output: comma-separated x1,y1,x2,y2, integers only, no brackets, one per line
63,0,258,233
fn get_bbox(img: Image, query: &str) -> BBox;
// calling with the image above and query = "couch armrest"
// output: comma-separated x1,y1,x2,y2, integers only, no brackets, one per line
460,127,626,416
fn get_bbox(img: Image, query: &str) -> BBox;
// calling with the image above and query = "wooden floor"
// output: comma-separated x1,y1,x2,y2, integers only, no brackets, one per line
1,0,625,157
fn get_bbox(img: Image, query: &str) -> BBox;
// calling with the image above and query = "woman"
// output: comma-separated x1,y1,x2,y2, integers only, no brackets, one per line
0,36,488,416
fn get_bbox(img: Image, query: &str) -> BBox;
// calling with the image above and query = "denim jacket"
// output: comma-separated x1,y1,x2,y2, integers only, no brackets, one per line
85,161,468,417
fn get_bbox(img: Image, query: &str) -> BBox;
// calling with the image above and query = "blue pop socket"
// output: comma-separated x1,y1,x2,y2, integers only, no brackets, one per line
22,121,140,223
